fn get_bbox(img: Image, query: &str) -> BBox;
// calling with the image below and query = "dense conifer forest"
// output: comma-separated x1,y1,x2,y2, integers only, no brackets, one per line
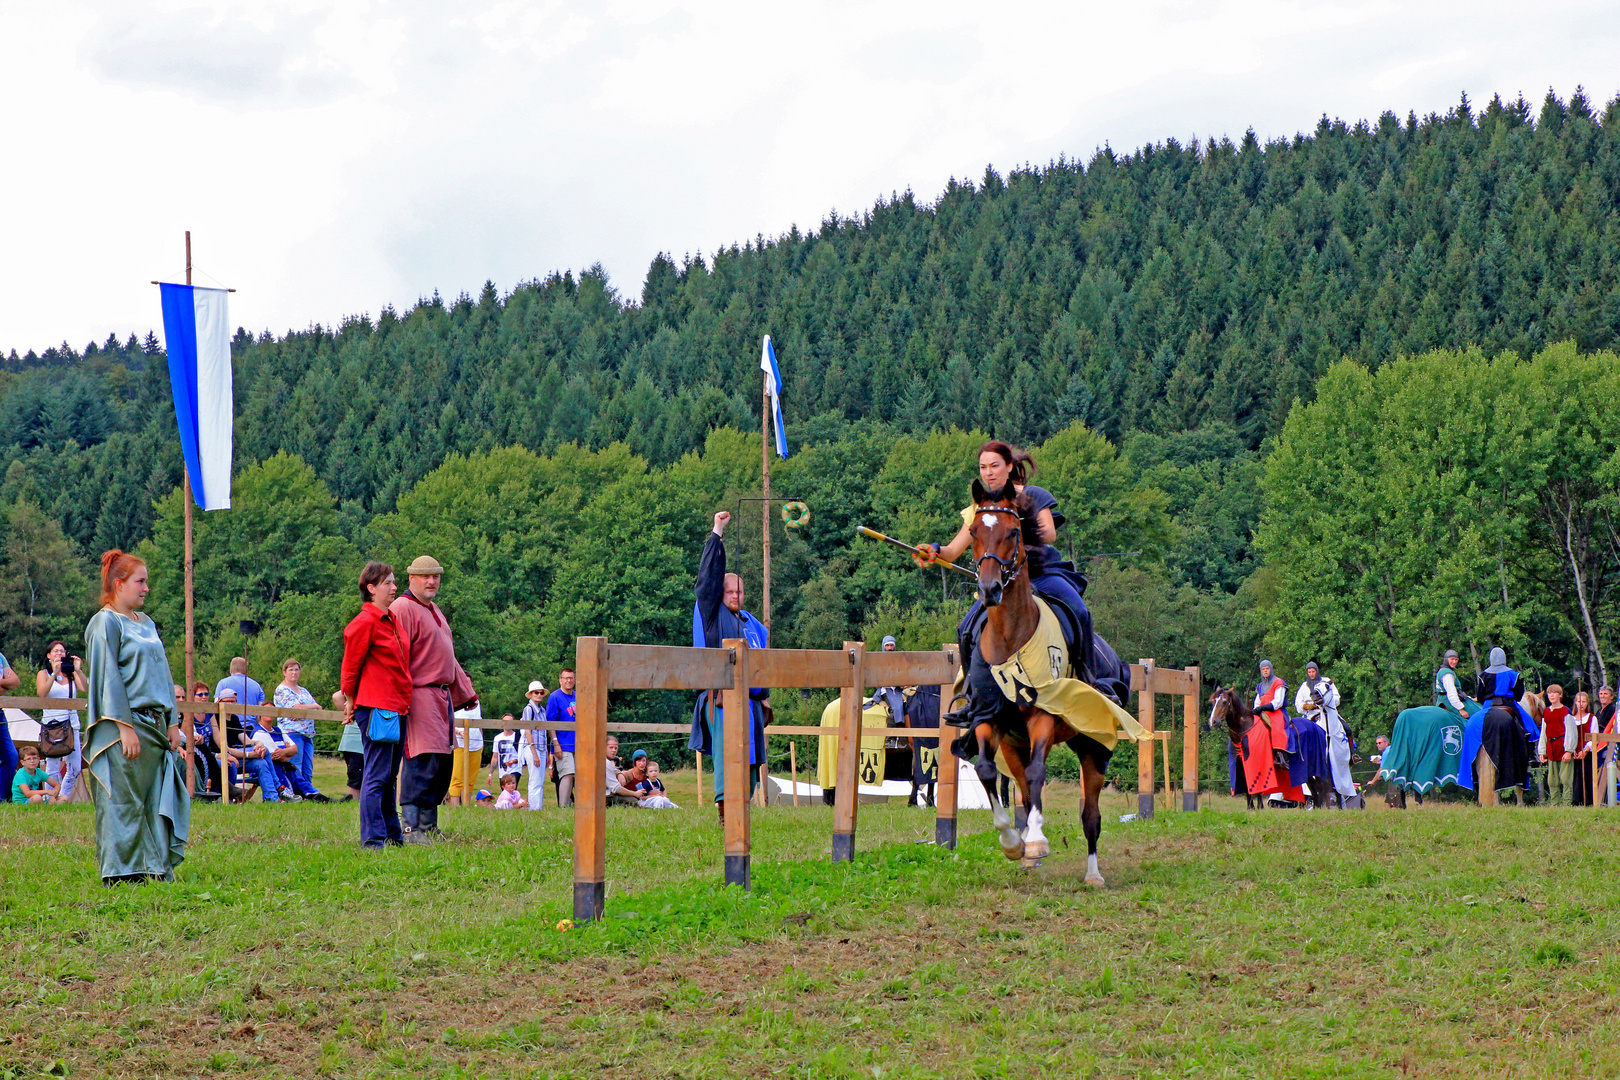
5,88,1620,764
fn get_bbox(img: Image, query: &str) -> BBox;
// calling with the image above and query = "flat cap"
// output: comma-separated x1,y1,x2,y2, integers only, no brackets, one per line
406,556,444,575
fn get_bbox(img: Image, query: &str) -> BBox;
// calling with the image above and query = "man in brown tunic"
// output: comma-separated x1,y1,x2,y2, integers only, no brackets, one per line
391,555,477,841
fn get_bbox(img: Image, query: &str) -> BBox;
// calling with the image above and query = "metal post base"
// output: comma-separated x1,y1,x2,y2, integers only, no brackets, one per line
1182,791,1198,812
1138,792,1154,820
831,832,855,863
724,854,750,890
572,881,605,923
935,816,957,849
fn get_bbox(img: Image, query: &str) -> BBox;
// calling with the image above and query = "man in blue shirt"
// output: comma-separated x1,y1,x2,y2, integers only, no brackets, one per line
215,657,266,707
546,669,577,807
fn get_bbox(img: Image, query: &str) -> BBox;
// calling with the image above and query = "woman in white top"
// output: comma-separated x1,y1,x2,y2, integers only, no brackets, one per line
36,639,87,800
272,658,321,795
519,680,548,810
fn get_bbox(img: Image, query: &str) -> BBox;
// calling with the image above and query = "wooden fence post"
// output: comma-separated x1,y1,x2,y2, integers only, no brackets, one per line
721,638,751,888
1182,665,1201,812
1137,657,1155,820
934,644,960,849
572,637,608,922
832,641,865,862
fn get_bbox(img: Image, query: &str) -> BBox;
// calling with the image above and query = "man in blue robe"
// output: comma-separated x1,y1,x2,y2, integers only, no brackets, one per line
687,510,769,821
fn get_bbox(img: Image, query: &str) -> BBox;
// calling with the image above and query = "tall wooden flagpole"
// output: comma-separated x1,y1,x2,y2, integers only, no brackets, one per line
761,368,772,629
182,232,197,796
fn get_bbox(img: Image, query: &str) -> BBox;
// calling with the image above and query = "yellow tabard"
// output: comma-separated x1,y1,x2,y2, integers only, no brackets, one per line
985,597,1144,751
816,697,890,790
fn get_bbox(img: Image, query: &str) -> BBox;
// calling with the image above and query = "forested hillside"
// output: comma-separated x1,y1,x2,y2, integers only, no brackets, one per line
3,88,1620,752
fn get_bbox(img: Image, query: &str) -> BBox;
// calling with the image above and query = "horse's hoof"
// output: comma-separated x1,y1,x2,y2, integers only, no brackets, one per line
1020,856,1042,870
1083,872,1105,888
1001,840,1025,861
1024,840,1050,859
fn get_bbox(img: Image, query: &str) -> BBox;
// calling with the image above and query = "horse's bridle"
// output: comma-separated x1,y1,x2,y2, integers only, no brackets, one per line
971,505,1025,589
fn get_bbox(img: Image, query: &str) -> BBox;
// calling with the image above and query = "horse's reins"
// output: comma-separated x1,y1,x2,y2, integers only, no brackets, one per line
971,504,1026,589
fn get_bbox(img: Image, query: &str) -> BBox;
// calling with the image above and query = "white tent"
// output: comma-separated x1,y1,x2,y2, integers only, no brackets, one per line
767,759,992,808
6,707,39,747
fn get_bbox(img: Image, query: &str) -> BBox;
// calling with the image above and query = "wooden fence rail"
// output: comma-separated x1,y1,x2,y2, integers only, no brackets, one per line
563,638,1202,923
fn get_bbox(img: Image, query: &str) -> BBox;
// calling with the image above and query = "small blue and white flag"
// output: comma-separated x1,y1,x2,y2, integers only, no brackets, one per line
158,284,233,510
760,335,788,459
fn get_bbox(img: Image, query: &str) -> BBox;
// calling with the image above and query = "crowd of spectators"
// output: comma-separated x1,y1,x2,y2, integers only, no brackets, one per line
7,652,684,817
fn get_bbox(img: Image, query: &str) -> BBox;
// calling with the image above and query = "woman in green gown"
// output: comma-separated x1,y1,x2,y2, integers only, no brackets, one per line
83,550,189,884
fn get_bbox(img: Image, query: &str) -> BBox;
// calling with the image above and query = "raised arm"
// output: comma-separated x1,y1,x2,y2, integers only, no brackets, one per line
696,512,730,630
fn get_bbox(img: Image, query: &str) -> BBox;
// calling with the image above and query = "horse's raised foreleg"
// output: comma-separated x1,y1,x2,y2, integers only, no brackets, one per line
1077,741,1107,887
973,724,1022,859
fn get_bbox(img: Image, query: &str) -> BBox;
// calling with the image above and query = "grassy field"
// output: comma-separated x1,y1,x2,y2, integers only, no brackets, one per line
4,759,1620,1079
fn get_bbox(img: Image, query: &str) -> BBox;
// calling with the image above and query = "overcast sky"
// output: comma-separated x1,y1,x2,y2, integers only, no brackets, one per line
3,0,1618,355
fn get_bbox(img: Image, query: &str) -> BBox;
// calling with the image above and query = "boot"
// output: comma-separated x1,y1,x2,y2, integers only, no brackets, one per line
943,693,975,728
422,804,448,841
401,804,428,843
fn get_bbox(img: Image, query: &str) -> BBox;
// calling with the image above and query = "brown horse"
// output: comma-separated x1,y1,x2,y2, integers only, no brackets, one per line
966,480,1111,886
1210,686,1328,809
1210,687,1270,809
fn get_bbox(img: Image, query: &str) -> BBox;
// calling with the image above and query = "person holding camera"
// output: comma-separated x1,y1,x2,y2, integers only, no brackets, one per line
36,639,87,801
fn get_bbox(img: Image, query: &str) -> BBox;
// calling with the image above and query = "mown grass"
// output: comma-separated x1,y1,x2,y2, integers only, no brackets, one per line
3,762,1620,1079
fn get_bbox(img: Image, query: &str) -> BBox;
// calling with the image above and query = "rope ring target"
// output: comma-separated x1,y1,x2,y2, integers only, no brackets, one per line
780,501,810,529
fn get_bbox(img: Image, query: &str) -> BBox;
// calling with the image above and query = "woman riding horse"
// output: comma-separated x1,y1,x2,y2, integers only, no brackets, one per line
951,479,1141,883
919,441,1094,733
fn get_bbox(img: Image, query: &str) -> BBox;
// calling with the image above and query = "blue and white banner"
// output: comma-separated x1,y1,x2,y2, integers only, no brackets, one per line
760,335,788,459
158,284,233,510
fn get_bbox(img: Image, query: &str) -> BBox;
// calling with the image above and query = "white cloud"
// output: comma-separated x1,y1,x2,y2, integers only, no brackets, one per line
2,0,1619,353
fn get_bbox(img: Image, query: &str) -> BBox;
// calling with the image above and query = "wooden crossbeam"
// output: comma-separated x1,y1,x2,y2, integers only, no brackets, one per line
0,696,346,722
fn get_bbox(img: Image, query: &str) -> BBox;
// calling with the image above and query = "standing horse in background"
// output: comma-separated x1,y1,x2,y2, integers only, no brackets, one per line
962,480,1135,886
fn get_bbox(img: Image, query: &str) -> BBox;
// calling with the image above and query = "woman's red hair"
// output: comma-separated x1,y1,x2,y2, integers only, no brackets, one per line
100,549,146,607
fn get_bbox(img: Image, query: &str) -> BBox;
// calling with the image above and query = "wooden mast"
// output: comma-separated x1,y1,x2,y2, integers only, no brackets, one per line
182,231,197,796
762,366,771,630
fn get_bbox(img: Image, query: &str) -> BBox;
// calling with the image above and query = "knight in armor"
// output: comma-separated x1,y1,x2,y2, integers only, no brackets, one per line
1433,649,1478,719
1460,646,1536,798
919,441,1119,735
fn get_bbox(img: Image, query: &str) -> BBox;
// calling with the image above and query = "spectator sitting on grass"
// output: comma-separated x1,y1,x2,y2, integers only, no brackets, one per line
489,716,523,793
493,773,527,809
639,759,667,796
625,752,680,809
620,749,651,791
605,736,640,806
12,745,60,804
